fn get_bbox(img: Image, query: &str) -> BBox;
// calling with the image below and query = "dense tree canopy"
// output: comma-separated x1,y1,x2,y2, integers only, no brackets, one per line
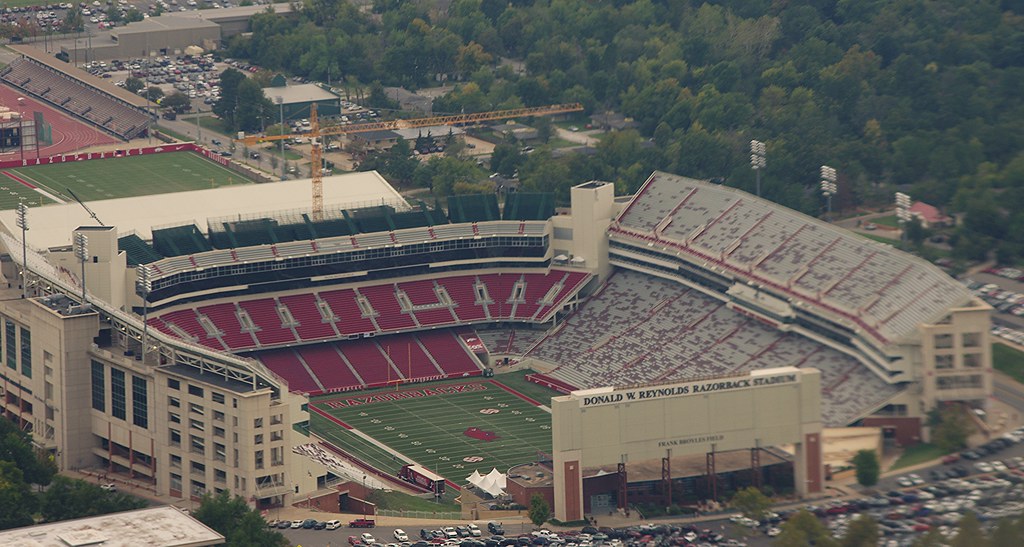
193,490,288,547
229,0,1024,261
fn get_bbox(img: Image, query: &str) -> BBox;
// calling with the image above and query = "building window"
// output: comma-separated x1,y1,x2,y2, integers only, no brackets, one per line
213,410,225,422
191,461,206,475
935,354,954,370
962,332,981,348
214,468,227,484
936,374,984,390
5,320,15,370
189,403,204,416
169,412,181,424
963,353,983,368
170,473,182,492
254,434,263,445
934,333,954,349
255,450,264,470
110,368,126,420
190,480,206,498
168,396,180,408
132,375,148,429
254,417,263,429
91,361,105,412
190,435,205,456
214,443,226,463
271,414,283,426
271,446,284,466
190,419,205,432
19,327,30,379
188,385,204,398
170,429,181,447
167,378,180,390
270,430,283,442
213,426,225,439
212,392,225,404
170,454,182,469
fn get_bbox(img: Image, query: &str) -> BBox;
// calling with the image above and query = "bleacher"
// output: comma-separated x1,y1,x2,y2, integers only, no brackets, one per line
0,57,151,139
152,224,213,257
253,330,482,395
118,233,163,266
527,269,902,426
149,270,592,352
447,193,501,223
612,172,973,345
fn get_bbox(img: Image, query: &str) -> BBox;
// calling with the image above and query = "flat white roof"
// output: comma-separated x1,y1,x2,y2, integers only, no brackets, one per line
263,83,340,104
0,171,406,250
0,506,223,547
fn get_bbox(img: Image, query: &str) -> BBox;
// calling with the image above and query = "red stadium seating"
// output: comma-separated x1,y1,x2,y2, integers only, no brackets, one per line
255,350,321,394
197,303,257,350
279,293,338,340
358,284,416,331
296,345,363,391
319,288,376,335
238,298,297,346
436,276,487,321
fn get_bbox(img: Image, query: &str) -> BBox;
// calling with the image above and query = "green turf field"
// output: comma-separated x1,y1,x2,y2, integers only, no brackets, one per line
0,152,248,209
0,176,54,211
310,379,553,483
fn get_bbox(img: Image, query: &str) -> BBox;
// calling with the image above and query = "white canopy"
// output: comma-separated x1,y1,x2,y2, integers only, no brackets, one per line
466,468,506,497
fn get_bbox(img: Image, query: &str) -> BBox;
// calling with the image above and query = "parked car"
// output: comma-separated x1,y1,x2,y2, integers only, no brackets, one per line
395,529,410,542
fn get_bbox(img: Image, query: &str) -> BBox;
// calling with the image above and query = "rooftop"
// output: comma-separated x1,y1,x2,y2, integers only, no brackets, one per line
111,15,219,34
0,171,406,251
0,506,223,547
262,83,339,105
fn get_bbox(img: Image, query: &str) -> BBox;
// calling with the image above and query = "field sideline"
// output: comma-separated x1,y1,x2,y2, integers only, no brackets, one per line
0,152,248,210
310,378,553,484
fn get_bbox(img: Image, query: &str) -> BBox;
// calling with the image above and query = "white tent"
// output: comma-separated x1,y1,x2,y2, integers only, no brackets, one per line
465,470,483,484
466,468,506,497
486,468,507,489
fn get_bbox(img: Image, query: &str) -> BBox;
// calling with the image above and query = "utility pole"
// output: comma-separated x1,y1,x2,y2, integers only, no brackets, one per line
276,96,285,180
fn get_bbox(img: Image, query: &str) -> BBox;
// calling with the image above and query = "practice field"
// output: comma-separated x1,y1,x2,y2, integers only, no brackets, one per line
0,152,247,209
310,379,553,483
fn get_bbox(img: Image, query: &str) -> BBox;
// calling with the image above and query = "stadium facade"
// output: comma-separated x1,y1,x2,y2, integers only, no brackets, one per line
0,170,991,512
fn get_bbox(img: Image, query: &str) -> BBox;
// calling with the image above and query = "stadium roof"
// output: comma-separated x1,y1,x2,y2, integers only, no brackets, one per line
0,171,406,251
612,172,973,344
262,83,339,105
0,506,223,546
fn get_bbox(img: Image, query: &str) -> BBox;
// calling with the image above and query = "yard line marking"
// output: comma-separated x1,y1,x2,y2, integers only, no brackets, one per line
1,171,66,204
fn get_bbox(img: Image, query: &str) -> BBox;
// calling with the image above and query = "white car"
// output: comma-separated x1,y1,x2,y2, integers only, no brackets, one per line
290,519,304,529
766,528,781,537
975,461,994,473
908,473,924,485
897,476,914,487
467,524,481,537
442,527,457,539
100,483,117,491
361,533,376,544
394,530,409,542
326,520,342,530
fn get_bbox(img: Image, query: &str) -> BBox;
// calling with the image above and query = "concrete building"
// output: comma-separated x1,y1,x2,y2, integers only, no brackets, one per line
0,506,223,546
60,16,221,62
262,81,343,120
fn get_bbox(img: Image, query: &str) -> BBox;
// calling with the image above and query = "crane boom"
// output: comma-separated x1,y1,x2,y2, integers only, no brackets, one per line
234,102,584,219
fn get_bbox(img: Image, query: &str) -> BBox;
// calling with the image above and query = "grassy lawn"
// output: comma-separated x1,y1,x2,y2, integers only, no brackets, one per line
0,175,55,210
8,152,249,205
993,342,1024,384
872,215,901,228
311,378,551,483
890,443,946,471
155,126,191,142
858,232,898,245
195,115,229,135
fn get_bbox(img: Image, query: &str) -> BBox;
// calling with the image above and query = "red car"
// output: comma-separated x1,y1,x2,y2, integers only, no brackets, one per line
942,454,960,465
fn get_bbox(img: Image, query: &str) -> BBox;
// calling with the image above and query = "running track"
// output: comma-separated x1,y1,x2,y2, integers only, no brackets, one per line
0,83,118,159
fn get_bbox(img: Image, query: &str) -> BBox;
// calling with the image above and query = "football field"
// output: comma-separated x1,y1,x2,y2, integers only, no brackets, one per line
310,379,553,483
0,152,248,210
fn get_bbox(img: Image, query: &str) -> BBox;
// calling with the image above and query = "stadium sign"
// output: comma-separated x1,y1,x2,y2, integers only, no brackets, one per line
577,372,798,408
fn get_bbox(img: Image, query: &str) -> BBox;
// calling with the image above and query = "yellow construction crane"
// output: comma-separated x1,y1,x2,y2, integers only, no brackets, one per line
235,102,584,220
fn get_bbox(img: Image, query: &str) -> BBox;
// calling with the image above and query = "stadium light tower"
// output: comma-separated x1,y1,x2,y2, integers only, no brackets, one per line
820,165,837,220
276,96,286,181
750,140,766,197
136,265,152,360
15,202,27,299
895,192,913,247
73,232,88,304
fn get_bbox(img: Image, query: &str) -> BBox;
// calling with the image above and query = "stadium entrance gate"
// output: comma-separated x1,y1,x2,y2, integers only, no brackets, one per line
550,366,824,521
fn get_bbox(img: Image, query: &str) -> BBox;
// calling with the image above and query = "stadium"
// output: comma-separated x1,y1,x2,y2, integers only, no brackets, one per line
0,154,992,520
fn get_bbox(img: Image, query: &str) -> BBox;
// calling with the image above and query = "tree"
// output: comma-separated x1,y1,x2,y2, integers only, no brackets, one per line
930,405,972,453
773,509,837,547
731,486,771,522
852,449,880,487
0,417,56,486
160,92,192,113
124,77,145,94
949,511,982,547
39,476,146,523
0,461,35,530
840,516,879,547
528,493,550,527
144,86,164,102
193,490,287,547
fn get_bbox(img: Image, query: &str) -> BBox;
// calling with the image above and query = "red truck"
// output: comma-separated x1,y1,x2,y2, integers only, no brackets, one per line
398,464,446,495
349,518,376,528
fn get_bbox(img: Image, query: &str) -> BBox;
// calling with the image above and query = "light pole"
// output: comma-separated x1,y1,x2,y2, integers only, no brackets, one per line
136,265,152,361
73,232,88,304
820,165,837,220
895,192,913,248
276,96,285,180
15,203,28,299
750,140,766,197
361,474,367,518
